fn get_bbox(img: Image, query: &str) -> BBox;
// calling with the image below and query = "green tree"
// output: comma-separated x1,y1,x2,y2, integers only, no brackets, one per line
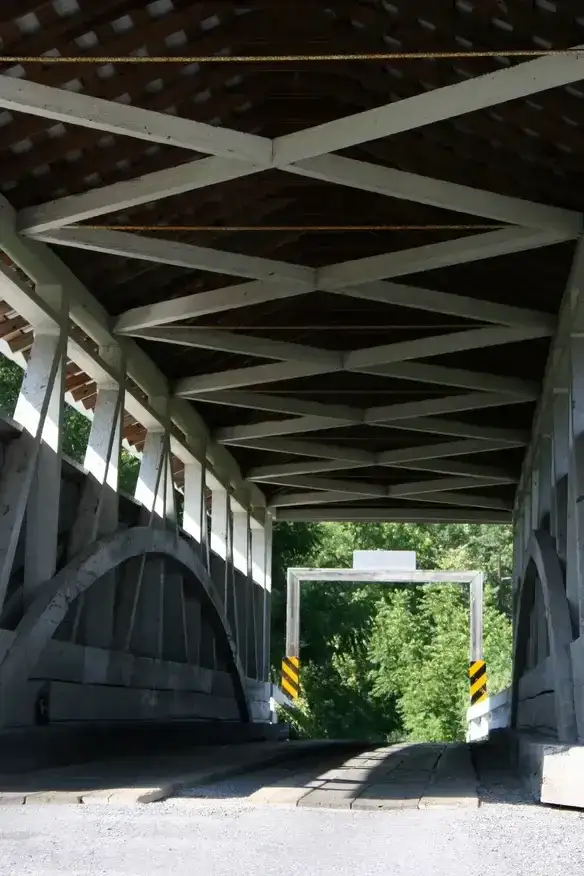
272,520,513,743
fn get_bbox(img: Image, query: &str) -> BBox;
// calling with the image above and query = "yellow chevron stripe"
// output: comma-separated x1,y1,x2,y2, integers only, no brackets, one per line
468,660,486,679
287,656,299,669
470,675,487,697
472,690,488,705
281,677,298,699
282,662,299,685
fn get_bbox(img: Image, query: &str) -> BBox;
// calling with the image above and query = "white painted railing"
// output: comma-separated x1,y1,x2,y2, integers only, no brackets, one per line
466,687,511,742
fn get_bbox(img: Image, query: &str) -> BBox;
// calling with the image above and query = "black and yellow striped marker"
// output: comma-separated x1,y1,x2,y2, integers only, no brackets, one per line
469,659,487,705
281,655,300,700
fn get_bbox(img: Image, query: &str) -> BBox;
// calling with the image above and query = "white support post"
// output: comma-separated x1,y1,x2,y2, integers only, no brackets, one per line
232,510,249,575
210,486,228,561
134,429,166,520
263,515,273,682
69,345,124,647
251,521,265,680
13,285,66,605
126,428,168,657
183,460,204,544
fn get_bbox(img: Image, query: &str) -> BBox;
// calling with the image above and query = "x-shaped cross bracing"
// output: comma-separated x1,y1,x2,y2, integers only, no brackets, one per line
2,48,584,514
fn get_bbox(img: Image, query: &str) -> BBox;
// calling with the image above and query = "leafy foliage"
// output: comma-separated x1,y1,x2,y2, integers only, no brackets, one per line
272,521,513,743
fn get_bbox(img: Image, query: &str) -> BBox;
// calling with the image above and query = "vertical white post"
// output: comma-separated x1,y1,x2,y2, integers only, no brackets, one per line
126,429,167,657
232,510,248,574
263,513,273,681
251,521,265,679
70,347,124,646
210,486,228,560
13,285,66,604
135,429,166,519
183,460,203,543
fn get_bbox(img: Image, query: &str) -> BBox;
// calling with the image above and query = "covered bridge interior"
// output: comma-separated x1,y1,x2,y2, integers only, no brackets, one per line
0,0,583,756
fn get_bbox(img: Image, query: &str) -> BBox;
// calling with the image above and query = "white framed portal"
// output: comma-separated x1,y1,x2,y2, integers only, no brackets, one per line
283,566,485,701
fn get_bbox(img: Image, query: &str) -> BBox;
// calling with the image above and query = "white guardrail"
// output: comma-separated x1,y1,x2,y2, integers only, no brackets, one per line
466,687,511,742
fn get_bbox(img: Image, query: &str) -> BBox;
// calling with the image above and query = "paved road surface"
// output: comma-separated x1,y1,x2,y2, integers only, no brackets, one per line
1,744,583,875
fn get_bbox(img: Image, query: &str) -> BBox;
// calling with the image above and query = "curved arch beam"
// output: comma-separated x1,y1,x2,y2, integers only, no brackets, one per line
512,529,576,742
0,527,250,725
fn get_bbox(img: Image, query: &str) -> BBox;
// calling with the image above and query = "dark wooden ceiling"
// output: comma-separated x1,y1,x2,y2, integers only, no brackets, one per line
1,0,583,518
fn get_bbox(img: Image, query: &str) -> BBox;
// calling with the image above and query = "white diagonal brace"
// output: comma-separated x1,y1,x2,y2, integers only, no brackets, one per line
177,356,540,398
361,361,539,399
247,455,515,482
249,458,369,480
250,458,362,479
28,227,314,284
18,157,264,235
267,475,386,497
132,327,342,366
333,280,555,332
217,413,527,445
233,437,375,462
287,154,582,234
243,437,521,474
269,487,510,510
0,73,271,163
345,326,549,370
175,361,337,395
381,417,529,444
387,475,509,497
115,281,312,333
319,227,574,289
366,391,534,424
197,389,528,430
257,473,509,496
194,389,362,421
276,506,511,523
272,48,584,165
217,415,356,443
389,459,517,482
269,490,369,508
400,491,511,511
376,438,526,463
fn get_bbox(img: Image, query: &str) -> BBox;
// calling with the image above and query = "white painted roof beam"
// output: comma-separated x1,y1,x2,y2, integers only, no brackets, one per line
217,415,356,443
28,227,313,285
276,507,511,523
249,459,368,480
272,48,584,165
0,73,271,164
193,389,361,421
115,281,312,333
177,357,541,398
230,437,375,462
287,154,582,235
175,361,337,395
18,157,262,235
366,391,533,423
131,327,342,366
400,491,511,511
361,362,539,399
247,455,515,482
320,227,575,290
333,280,555,332
345,326,550,370
383,417,529,444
